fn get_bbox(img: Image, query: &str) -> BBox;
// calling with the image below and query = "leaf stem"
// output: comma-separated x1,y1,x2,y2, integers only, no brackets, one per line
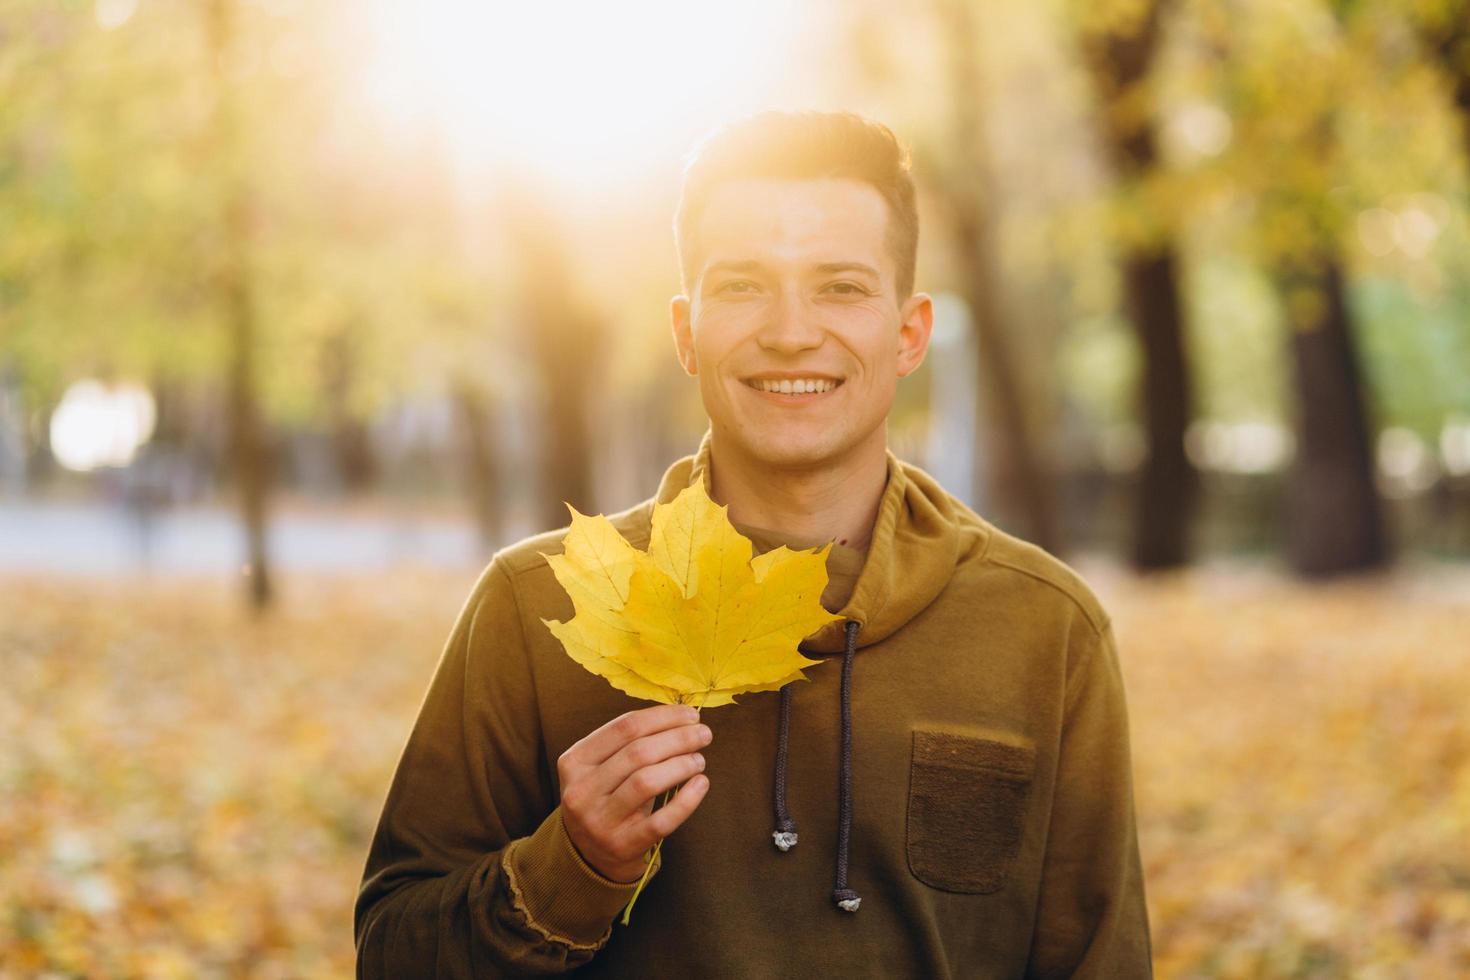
618,691,712,926
619,786,671,925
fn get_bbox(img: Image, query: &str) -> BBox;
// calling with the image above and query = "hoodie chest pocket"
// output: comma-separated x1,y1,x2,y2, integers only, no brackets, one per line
906,728,1036,894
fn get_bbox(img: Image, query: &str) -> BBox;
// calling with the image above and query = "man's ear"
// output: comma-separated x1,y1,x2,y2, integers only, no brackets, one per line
670,294,697,376
895,292,934,378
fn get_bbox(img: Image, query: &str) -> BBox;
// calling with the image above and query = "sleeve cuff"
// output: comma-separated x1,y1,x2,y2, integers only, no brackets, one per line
501,804,663,949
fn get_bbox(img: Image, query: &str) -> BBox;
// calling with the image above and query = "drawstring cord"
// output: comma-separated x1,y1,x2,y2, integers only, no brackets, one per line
771,618,864,912
772,683,798,851
832,619,862,912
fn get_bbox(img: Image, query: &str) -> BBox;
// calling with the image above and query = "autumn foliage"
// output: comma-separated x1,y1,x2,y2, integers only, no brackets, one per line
1,562,1467,976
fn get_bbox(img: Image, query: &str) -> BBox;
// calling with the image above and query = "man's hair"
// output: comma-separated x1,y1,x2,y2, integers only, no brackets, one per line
674,110,919,302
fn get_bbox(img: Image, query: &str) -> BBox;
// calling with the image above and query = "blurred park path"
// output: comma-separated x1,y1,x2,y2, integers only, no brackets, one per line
0,500,487,576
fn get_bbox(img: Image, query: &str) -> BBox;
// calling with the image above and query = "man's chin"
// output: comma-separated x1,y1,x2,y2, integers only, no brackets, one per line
728,429,839,471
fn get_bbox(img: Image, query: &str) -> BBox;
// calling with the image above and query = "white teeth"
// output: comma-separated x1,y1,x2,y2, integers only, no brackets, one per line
748,378,839,394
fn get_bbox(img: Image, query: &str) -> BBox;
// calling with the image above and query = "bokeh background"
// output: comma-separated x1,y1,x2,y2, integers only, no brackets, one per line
2,0,1469,976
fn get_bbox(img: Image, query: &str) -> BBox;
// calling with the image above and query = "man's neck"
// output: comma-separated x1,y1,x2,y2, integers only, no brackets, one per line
706,430,889,554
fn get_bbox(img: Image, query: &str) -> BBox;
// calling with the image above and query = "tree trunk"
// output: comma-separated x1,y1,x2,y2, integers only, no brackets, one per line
951,204,1062,553
939,0,1062,554
224,202,272,607
1125,246,1199,569
451,377,502,547
1077,0,1200,570
1281,257,1388,576
537,356,596,529
321,325,376,492
503,196,601,530
223,204,272,607
208,0,272,609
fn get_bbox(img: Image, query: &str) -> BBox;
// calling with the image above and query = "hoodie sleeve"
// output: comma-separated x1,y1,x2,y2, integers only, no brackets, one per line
354,558,659,977
1025,618,1153,979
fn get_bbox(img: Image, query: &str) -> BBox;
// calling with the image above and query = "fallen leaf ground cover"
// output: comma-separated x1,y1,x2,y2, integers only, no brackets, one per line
1085,557,1470,979
2,560,1467,977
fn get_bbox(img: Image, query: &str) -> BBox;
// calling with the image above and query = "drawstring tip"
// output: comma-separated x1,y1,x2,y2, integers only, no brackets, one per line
772,830,798,851
833,888,861,912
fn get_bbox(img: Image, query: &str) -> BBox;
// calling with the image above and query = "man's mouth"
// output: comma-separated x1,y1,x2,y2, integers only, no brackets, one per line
741,376,844,396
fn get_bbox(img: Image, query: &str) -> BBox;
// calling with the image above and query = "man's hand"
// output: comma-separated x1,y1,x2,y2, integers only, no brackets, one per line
557,704,713,883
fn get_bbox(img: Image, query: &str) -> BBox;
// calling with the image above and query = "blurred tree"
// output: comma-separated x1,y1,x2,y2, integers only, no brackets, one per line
1405,0,1470,163
1074,0,1202,571
502,192,604,530
207,0,274,608
1281,255,1388,574
450,376,503,546
1198,0,1390,575
0,0,520,579
0,4,222,422
929,0,1064,553
1285,1,1391,576
8,0,1467,577
319,321,377,491
414,163,509,547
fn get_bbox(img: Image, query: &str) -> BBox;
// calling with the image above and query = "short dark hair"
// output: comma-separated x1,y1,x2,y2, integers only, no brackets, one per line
674,110,920,301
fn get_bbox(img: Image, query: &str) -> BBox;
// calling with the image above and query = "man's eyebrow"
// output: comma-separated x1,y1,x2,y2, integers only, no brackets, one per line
704,260,765,276
703,260,881,278
813,262,880,278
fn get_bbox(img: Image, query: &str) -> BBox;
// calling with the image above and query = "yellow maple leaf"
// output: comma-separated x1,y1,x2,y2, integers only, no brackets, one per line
540,482,842,708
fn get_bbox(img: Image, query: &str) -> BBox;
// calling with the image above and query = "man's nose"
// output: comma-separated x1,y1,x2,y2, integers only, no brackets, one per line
757,289,823,353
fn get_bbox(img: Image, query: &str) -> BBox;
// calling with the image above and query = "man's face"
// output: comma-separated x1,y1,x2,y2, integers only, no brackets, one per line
670,177,932,471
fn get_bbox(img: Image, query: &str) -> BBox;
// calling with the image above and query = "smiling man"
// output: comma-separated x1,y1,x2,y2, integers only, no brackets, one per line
356,110,1152,978
668,170,928,557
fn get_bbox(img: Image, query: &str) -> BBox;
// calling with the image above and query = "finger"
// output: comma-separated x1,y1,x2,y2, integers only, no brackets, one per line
567,704,699,767
609,749,707,818
585,722,712,800
624,773,710,854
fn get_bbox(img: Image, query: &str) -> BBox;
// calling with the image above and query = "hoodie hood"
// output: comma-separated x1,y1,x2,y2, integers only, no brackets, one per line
653,428,964,655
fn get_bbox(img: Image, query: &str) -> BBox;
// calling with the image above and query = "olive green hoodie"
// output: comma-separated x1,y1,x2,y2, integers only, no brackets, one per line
355,431,1152,978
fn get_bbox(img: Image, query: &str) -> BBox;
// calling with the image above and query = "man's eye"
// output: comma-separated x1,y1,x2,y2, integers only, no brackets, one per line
826,282,869,295
717,280,758,294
